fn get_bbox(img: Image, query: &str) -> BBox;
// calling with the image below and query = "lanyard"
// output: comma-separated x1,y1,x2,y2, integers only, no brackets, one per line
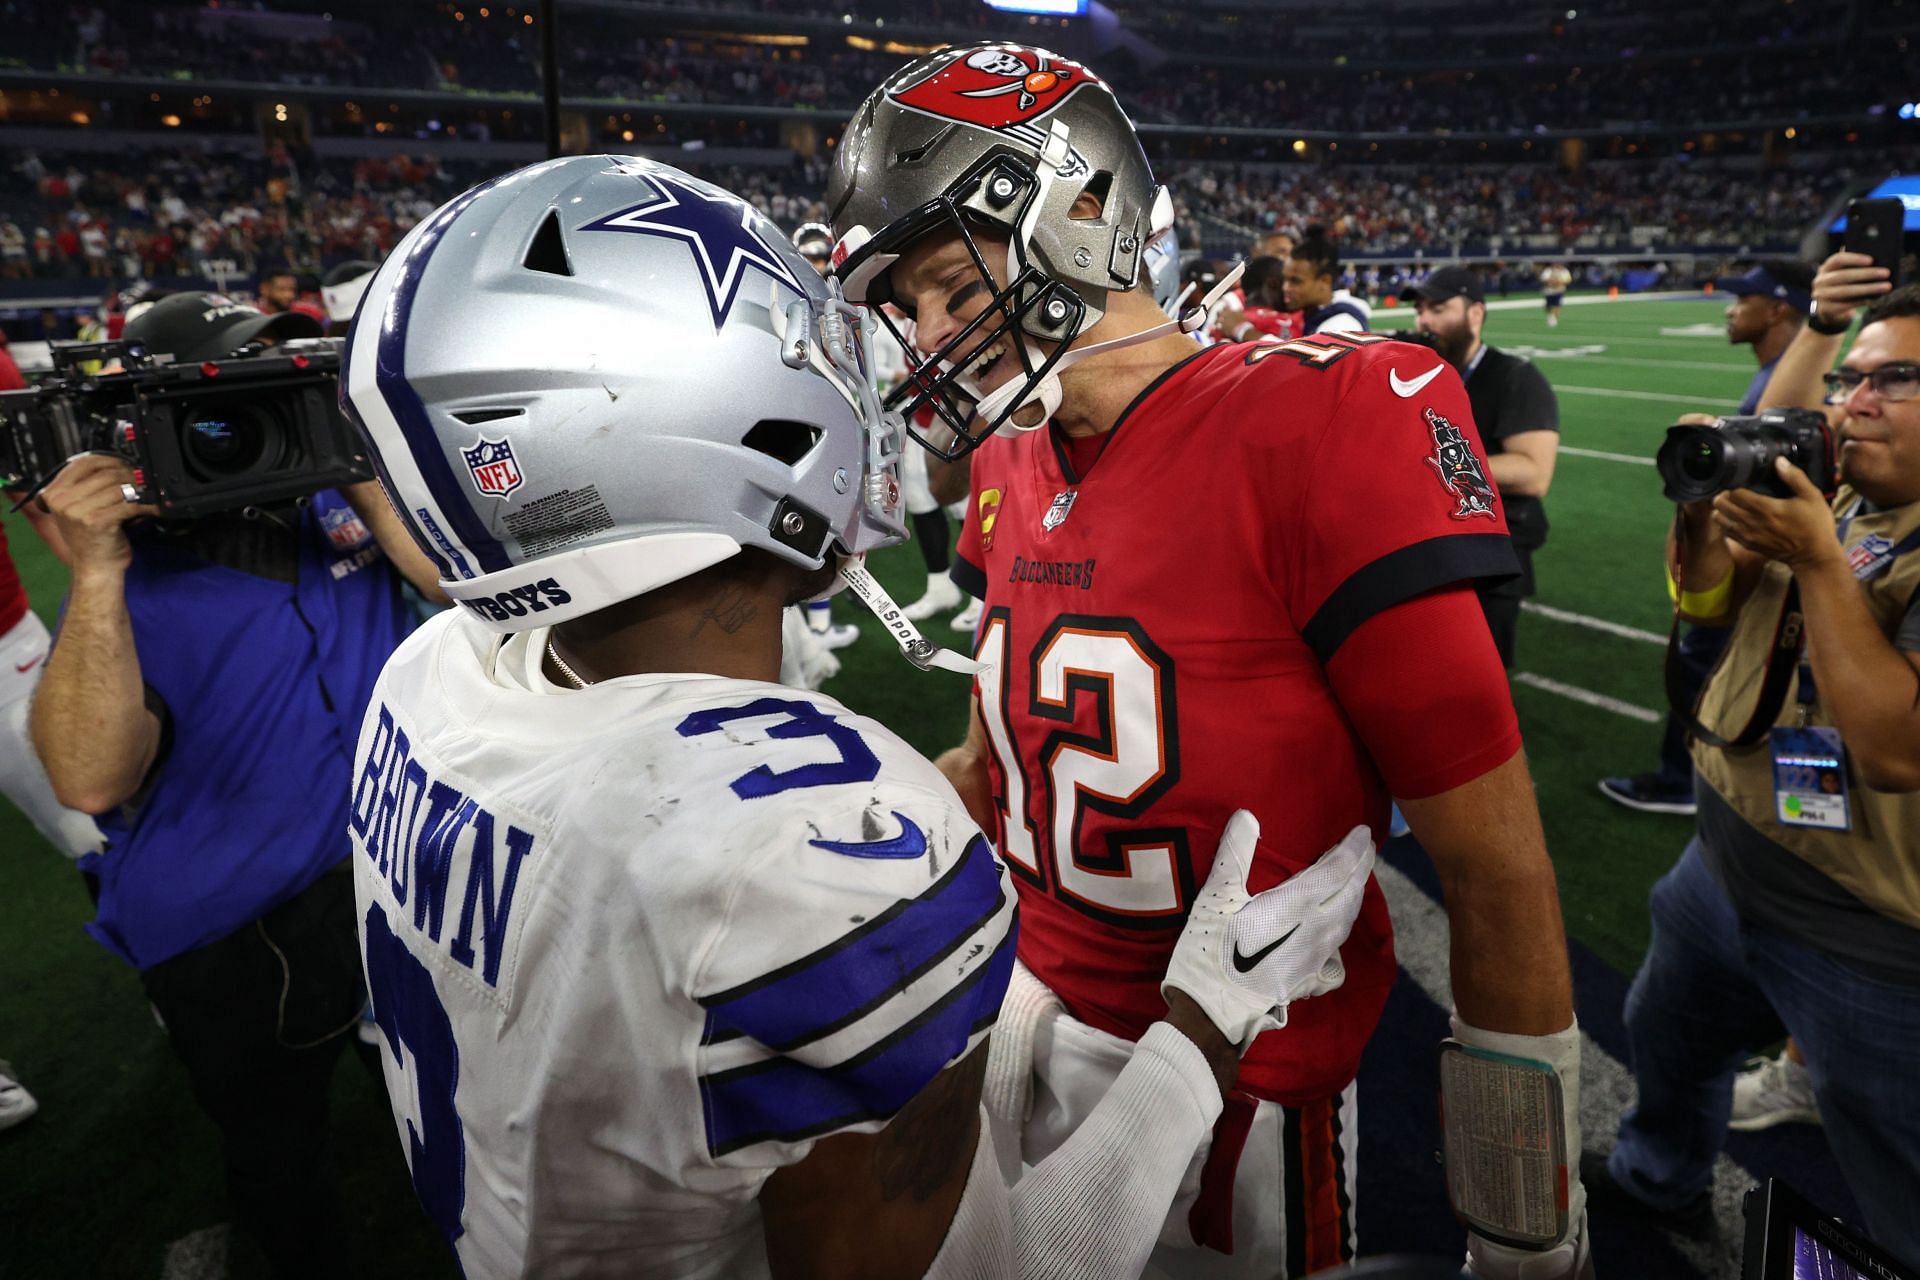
1461,343,1488,384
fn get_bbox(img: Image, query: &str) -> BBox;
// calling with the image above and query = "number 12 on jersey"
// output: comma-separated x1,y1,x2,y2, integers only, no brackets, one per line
974,606,1194,927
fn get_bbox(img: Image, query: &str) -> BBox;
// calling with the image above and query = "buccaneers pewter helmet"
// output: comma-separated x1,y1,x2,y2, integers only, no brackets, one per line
341,155,905,633
829,42,1173,458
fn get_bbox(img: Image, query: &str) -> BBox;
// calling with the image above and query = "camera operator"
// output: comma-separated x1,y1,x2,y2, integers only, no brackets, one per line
1602,261,1814,817
1590,282,1920,1269
1404,266,1560,668
19,292,445,1277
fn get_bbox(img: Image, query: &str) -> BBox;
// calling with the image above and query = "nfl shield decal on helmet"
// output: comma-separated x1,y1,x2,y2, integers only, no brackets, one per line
1422,407,1496,520
464,436,526,499
892,47,1102,131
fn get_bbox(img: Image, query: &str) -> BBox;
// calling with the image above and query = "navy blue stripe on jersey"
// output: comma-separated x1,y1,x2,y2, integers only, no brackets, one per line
951,555,987,602
372,173,520,577
699,834,1006,1054
700,925,1016,1158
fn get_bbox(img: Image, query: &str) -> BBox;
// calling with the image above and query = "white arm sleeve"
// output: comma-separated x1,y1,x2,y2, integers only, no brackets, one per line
925,1022,1223,1280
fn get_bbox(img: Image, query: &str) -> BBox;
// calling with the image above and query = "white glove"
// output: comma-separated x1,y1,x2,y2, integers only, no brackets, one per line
1468,1211,1594,1280
1161,811,1375,1048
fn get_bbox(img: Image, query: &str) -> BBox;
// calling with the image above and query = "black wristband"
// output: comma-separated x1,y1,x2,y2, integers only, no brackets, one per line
1808,308,1852,336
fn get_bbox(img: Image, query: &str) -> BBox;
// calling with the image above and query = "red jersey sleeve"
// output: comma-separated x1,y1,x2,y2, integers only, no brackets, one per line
1277,349,1520,663
1326,584,1522,798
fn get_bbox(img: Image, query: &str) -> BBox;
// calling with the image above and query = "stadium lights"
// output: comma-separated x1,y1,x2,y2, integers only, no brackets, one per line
1901,103,1918,119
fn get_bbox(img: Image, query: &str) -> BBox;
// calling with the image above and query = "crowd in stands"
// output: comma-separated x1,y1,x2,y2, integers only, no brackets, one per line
4,1,1909,138
0,146,834,282
1118,44,1911,134
1166,157,1883,254
4,138,1902,288
0,146,488,282
1107,0,1841,61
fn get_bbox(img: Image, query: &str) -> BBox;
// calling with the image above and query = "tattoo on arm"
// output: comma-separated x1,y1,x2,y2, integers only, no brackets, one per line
872,1047,987,1204
688,582,758,640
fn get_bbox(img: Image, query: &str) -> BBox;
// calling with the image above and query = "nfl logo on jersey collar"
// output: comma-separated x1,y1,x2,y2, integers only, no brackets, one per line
1043,488,1077,533
463,436,525,499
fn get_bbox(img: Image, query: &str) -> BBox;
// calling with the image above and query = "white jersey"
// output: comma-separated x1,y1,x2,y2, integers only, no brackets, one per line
349,610,1016,1279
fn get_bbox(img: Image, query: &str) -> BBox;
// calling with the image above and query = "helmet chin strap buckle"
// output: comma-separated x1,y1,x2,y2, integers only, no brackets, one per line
836,557,986,675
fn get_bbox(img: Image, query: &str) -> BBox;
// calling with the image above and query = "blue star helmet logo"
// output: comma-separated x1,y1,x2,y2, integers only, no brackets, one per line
581,168,805,331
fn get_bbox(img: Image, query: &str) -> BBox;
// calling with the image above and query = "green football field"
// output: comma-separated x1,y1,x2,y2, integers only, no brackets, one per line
0,292,1762,1277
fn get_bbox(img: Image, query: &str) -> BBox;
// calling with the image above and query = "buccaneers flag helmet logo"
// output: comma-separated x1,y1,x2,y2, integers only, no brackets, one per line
891,46,1103,131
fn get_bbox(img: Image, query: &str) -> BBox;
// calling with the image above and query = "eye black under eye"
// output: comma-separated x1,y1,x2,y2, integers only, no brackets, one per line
946,278,989,317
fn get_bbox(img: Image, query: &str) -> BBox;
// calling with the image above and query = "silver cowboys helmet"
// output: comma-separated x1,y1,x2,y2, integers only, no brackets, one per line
829,42,1174,459
341,155,905,633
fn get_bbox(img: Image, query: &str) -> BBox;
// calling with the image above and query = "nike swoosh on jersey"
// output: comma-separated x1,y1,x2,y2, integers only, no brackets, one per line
1231,923,1302,973
1389,365,1445,397
13,656,42,674
808,811,928,860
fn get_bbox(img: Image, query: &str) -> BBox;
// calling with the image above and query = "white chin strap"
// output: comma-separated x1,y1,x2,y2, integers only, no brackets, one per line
970,261,1247,432
836,556,985,676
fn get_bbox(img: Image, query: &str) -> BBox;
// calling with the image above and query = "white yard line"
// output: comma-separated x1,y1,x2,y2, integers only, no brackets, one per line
1481,290,1706,312
1522,353,1752,374
1522,601,1667,645
1554,385,1743,408
1513,672,1664,723
1560,445,1657,466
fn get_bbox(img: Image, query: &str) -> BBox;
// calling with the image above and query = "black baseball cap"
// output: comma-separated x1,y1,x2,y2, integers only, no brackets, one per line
1400,266,1486,306
122,291,323,361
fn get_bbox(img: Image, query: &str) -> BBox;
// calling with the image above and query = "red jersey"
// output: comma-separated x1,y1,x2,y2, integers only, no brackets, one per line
953,333,1516,1103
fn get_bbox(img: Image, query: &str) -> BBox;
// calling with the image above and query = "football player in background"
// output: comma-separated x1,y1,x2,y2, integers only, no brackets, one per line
1540,263,1573,327
831,43,1592,1278
340,155,1375,1278
1213,255,1298,344
1282,228,1372,336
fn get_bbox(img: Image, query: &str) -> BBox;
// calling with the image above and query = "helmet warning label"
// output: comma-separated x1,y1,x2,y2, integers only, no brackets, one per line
503,485,616,558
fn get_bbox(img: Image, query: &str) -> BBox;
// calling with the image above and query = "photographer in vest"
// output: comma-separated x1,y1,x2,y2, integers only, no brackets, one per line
1592,277,1920,1268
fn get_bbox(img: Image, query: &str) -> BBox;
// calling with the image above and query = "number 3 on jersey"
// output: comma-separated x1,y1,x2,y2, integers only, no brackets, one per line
975,608,1192,926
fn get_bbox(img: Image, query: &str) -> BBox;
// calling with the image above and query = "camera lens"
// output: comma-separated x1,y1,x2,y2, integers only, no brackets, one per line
181,400,281,480
1680,438,1724,484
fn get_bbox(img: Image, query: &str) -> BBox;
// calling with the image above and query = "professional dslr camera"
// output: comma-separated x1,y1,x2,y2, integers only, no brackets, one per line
0,337,371,519
1656,408,1836,503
